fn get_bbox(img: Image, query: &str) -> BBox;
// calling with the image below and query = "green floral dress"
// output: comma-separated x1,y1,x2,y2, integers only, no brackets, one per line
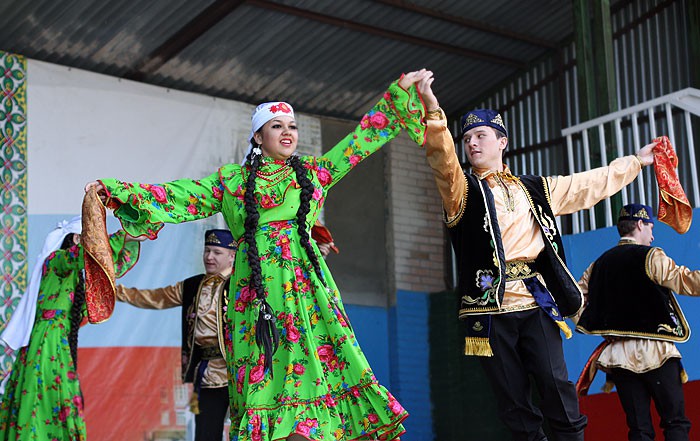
98,80,425,440
0,231,139,441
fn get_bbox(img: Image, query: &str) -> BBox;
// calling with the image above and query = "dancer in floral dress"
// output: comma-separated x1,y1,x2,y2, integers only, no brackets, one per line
85,70,431,440
0,219,140,440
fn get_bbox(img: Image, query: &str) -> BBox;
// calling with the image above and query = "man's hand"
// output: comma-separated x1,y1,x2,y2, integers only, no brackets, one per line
419,73,438,112
399,69,433,91
636,141,656,166
318,242,334,258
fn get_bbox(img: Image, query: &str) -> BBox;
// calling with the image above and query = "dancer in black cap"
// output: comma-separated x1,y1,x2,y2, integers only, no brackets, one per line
577,203,699,441
416,76,656,441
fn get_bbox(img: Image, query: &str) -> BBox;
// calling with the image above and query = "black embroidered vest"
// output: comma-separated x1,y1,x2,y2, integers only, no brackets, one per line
577,244,690,342
447,173,583,318
181,274,229,383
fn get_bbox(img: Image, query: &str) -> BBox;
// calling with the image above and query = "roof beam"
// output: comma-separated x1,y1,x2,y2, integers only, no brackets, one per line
374,0,558,49
247,0,526,69
125,0,246,81
613,0,676,38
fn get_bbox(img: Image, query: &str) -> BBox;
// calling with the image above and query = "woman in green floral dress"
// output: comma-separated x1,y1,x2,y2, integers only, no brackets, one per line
87,70,431,440
0,224,140,441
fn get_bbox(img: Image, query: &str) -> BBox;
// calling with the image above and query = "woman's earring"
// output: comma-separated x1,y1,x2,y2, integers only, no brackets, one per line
252,147,262,156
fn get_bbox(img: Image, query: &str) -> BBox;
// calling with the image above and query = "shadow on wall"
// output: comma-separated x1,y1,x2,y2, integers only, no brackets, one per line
429,290,510,440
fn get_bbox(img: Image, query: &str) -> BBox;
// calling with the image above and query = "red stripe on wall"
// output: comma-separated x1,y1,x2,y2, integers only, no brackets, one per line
580,379,700,439
79,347,188,441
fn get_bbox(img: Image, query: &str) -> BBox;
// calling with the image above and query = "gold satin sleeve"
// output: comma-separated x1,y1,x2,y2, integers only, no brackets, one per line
647,248,700,296
547,155,642,216
577,262,594,297
116,282,184,309
424,109,467,225
573,262,595,325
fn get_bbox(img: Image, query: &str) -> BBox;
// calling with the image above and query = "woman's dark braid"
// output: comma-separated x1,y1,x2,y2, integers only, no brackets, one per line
243,147,339,375
243,150,265,304
287,156,352,328
243,148,280,375
68,271,86,368
287,155,324,283
288,156,353,329
60,234,86,369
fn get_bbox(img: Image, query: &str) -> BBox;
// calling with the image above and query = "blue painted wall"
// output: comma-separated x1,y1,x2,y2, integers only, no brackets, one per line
389,290,433,441
344,304,391,388
342,292,434,440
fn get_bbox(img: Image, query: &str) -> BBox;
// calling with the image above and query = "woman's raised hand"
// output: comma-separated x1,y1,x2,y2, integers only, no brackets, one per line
84,181,108,203
399,69,438,111
399,69,433,90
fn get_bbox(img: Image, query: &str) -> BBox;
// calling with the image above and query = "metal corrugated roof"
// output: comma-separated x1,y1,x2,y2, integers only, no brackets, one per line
0,0,579,120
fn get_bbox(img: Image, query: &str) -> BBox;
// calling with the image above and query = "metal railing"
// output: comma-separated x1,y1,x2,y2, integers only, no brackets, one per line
561,87,700,233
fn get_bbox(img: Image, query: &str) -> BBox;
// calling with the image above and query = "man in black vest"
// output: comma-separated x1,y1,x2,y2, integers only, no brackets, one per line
418,76,656,440
116,228,336,440
577,204,699,441
117,229,236,441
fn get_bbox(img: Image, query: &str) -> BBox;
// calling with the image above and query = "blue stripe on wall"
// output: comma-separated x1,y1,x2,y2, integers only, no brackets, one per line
389,290,433,441
344,304,391,389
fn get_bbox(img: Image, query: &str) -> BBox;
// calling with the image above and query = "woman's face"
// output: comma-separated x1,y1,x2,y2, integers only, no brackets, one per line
61,233,81,250
253,116,298,160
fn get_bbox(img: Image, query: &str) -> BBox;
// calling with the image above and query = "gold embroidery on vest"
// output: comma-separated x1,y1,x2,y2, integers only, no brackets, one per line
504,260,536,281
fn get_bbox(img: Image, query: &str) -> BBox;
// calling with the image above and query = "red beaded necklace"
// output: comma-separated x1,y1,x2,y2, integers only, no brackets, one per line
255,159,293,184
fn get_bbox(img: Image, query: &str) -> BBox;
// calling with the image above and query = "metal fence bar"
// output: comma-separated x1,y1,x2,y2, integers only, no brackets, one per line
614,118,629,205
648,107,658,139
631,111,647,205
566,134,580,234
645,105,657,208
582,129,596,229
683,110,700,206
561,88,700,135
665,102,677,150
598,124,613,226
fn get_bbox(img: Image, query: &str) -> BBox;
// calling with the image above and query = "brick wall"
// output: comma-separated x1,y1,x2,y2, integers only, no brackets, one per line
385,132,447,295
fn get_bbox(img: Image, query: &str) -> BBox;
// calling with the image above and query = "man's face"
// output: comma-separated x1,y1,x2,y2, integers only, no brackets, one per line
639,221,654,246
463,126,507,170
202,245,235,275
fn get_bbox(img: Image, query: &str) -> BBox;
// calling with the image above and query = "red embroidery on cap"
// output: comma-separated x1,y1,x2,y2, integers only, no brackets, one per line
270,103,292,113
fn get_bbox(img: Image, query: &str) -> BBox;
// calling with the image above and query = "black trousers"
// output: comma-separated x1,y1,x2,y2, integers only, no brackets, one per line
608,358,691,441
195,386,230,441
479,308,587,441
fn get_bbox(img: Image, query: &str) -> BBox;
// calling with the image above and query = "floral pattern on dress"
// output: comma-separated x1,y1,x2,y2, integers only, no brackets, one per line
0,233,139,441
99,79,425,440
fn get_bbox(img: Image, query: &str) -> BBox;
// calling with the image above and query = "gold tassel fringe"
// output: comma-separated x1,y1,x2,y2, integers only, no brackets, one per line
681,368,688,384
189,392,200,414
464,337,494,357
556,320,573,339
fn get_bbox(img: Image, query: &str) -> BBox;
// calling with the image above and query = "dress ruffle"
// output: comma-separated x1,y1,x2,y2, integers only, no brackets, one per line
233,379,407,440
